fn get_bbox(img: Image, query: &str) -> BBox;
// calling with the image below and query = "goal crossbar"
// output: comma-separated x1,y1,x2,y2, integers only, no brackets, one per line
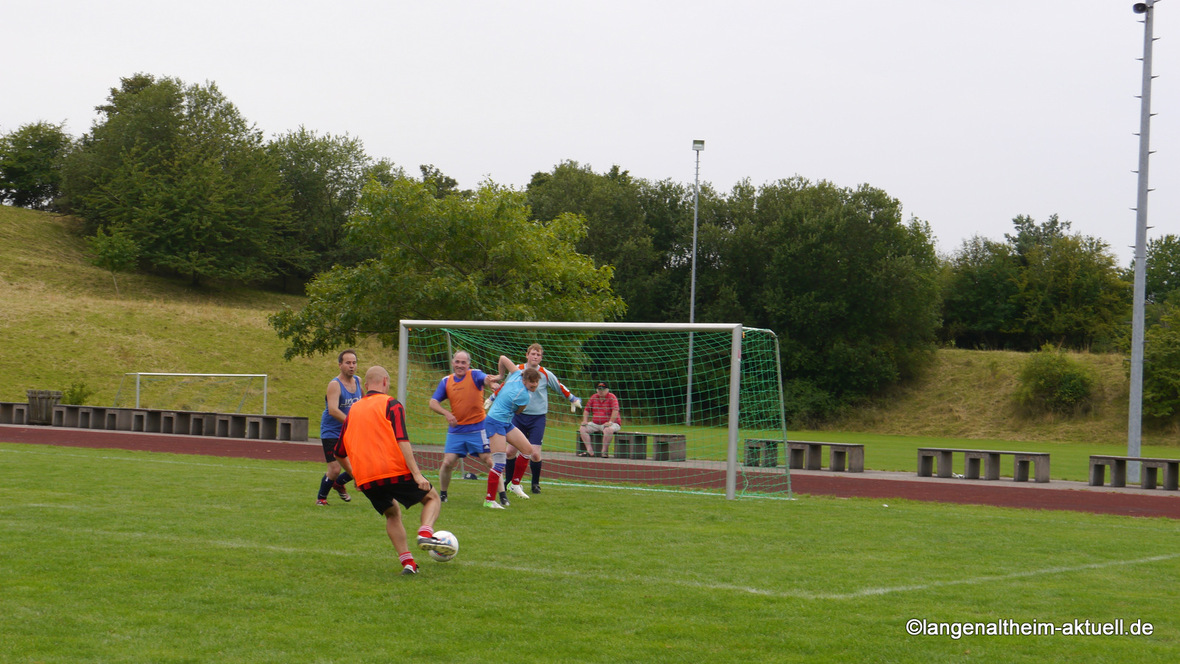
398,320,747,498
122,372,269,414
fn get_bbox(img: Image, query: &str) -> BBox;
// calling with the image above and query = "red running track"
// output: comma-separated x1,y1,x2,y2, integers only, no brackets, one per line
4,425,1177,519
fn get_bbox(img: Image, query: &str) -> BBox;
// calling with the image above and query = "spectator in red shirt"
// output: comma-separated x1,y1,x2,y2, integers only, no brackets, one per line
578,381,621,458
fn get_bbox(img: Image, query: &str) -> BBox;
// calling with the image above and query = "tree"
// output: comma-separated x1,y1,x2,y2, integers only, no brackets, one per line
724,178,941,408
267,127,376,286
527,161,680,322
1010,234,1129,350
419,164,472,199
942,215,1130,351
1142,304,1180,420
87,226,140,296
940,236,1021,348
59,74,291,286
0,121,72,210
270,177,625,359
1142,234,1180,306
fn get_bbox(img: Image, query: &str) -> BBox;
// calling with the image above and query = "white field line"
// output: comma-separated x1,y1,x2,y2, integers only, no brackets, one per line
5,516,1178,602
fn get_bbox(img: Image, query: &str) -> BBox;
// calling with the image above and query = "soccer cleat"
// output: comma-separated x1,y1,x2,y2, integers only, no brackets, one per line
484,499,505,509
508,483,530,500
332,482,351,502
498,491,510,507
401,564,418,575
531,484,541,494
316,498,329,506
417,535,458,557
439,490,448,502
462,472,479,480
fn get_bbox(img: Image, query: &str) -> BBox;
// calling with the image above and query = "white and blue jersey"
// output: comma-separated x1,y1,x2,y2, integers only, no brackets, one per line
520,365,576,415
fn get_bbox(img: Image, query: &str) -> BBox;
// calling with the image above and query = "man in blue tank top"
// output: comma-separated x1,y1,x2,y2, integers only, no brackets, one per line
316,349,364,505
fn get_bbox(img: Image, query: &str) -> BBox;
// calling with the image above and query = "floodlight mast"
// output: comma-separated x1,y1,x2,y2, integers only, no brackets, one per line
686,139,705,426
1128,0,1157,482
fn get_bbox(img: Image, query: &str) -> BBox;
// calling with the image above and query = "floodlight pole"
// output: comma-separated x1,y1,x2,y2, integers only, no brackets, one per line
686,139,704,426
1128,0,1157,482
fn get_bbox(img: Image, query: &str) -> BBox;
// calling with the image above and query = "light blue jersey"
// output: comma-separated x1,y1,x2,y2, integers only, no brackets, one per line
487,371,532,424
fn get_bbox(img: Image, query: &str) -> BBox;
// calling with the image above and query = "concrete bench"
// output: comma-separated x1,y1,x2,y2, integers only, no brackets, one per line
573,430,650,459
1089,455,1179,490
0,402,29,425
744,439,779,467
786,440,865,472
651,434,686,462
917,448,1050,483
575,432,685,461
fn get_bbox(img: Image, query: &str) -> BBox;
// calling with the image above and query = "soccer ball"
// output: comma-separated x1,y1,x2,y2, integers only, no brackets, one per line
429,530,458,562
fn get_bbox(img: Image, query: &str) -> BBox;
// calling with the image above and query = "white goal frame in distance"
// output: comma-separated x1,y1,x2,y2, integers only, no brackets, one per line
123,373,269,414
398,320,747,499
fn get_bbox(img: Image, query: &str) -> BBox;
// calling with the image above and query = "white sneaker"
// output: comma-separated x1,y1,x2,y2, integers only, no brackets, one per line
484,499,505,509
508,483,531,500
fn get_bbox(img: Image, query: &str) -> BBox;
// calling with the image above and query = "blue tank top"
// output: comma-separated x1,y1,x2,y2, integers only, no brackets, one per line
320,376,363,439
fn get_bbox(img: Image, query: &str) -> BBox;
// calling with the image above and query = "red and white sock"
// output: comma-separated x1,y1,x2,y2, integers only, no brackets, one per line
486,468,502,501
417,525,434,539
511,455,530,485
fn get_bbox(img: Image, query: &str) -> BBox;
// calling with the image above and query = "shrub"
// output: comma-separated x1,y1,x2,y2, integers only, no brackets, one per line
1143,304,1180,420
1014,345,1095,415
61,381,95,406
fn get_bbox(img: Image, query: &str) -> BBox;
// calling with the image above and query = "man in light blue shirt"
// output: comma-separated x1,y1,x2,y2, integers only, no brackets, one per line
482,367,541,509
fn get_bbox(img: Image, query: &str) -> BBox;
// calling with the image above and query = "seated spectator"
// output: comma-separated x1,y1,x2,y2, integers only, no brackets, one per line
578,382,621,457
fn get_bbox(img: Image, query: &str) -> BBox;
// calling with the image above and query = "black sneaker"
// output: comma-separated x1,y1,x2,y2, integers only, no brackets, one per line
439,490,448,503
499,491,510,507
462,472,479,480
531,484,541,494
401,564,418,575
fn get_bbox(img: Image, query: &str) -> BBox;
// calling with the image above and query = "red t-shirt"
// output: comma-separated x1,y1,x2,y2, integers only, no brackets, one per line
586,392,619,425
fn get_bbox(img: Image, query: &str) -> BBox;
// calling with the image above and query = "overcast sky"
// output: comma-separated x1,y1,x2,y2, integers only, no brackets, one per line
5,1,1175,265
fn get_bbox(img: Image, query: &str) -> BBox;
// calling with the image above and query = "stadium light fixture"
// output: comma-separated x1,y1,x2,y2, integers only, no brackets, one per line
1127,0,1156,482
686,139,705,425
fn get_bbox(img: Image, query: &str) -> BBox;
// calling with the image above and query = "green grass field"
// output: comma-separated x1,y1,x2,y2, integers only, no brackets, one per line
3,443,1178,663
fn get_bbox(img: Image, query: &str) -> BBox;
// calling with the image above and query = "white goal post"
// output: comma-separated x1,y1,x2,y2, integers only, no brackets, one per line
121,373,269,414
398,320,782,500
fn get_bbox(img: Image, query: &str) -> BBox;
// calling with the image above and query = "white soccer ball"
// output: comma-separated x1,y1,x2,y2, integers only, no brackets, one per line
429,530,458,562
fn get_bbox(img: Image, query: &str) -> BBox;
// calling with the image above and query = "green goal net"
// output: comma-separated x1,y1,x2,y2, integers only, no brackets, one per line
397,321,791,499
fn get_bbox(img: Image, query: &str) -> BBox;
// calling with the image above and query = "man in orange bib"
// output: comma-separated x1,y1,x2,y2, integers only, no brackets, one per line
336,365,455,575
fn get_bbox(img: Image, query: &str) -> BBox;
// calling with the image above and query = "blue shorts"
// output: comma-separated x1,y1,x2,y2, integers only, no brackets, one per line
483,417,516,439
445,429,490,457
512,413,547,447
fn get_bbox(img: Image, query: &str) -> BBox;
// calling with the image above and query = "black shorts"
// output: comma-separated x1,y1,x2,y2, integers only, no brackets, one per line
320,438,340,463
361,477,432,516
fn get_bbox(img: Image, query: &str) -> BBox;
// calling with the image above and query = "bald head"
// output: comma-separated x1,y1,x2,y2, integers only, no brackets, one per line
364,366,390,393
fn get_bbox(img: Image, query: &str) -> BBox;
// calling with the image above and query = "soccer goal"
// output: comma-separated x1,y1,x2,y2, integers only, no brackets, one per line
113,373,269,414
397,320,790,499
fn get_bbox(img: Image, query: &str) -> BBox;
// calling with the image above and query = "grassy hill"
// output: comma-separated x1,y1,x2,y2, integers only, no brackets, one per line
823,348,1177,447
0,205,403,435
1,204,1172,448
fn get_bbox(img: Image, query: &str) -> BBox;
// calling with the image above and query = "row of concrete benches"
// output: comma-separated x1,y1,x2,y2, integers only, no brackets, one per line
569,434,1179,491
0,402,308,442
